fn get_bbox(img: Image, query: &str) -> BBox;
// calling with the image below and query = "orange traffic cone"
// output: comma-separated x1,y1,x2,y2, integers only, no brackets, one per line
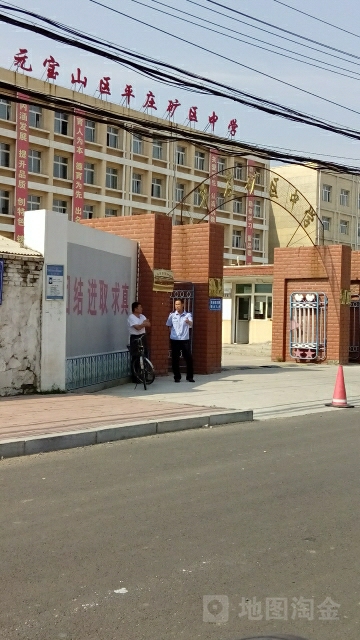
325,365,354,408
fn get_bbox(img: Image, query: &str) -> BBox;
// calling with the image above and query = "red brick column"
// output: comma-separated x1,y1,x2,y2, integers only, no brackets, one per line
82,214,172,375
272,245,351,364
171,223,224,374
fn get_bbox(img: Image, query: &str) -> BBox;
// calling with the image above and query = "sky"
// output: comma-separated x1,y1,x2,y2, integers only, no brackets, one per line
1,0,360,169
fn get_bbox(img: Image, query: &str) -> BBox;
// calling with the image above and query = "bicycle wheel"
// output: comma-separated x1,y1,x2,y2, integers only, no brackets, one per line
132,357,155,388
143,357,155,385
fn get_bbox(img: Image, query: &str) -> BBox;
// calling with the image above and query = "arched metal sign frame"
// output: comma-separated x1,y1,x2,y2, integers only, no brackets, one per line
167,166,324,248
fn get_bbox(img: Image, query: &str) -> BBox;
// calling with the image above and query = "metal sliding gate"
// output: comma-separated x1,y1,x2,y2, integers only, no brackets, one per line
349,295,360,362
290,292,328,361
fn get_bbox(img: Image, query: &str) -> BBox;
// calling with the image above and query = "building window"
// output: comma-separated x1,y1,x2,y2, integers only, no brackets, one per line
0,143,10,168
29,106,42,128
132,172,142,194
322,216,331,231
340,189,350,206
358,220,360,237
54,112,69,135
233,198,243,214
53,155,68,179
151,178,162,198
322,184,332,202
176,146,185,165
253,232,262,251
107,126,119,149
217,157,226,173
28,149,41,174
0,190,10,214
255,168,263,185
217,195,225,210
254,200,262,218
232,230,243,248
105,208,118,217
106,167,118,190
84,162,95,185
0,99,11,121
175,183,184,202
133,135,143,155
85,120,96,143
340,219,349,234
194,188,202,206
195,150,205,171
152,140,163,160
27,195,41,210
234,163,244,180
83,205,94,219
53,199,67,214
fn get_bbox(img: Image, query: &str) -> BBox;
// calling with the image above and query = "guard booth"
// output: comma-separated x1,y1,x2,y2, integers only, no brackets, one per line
168,282,194,371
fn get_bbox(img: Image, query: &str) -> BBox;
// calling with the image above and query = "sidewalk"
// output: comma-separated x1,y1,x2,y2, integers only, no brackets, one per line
1,345,359,457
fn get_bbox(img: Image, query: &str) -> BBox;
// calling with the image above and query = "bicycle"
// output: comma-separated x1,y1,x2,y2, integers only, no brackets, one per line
128,334,155,390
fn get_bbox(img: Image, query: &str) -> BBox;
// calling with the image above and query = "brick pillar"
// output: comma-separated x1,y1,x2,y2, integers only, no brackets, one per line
171,223,224,374
272,245,351,364
82,214,172,375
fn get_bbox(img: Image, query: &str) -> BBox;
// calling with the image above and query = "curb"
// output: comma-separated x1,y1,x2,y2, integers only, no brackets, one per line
0,410,253,459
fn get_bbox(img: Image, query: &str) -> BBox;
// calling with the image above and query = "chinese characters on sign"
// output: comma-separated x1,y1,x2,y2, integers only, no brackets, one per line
43,55,60,80
15,94,29,246
99,76,111,96
71,68,87,90
166,99,181,119
121,84,135,106
208,148,218,223
67,276,129,316
143,91,157,111
227,118,238,137
245,160,256,265
208,111,218,132
72,113,85,222
14,49,32,72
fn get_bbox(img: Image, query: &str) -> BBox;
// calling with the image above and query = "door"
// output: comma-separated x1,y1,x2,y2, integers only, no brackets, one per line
235,296,250,343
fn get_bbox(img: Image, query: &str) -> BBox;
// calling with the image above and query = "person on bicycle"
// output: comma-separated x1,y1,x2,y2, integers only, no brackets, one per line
128,302,150,380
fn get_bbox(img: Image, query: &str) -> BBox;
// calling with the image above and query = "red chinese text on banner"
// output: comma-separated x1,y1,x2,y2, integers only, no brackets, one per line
208,148,218,223
245,159,257,265
15,94,29,246
72,113,85,222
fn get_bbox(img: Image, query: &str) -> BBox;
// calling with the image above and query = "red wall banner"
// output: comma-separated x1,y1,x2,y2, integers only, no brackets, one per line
72,112,85,222
208,148,218,223
14,94,29,245
245,159,256,265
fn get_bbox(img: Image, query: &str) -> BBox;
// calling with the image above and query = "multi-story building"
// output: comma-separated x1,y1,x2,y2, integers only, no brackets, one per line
0,67,269,267
269,164,360,261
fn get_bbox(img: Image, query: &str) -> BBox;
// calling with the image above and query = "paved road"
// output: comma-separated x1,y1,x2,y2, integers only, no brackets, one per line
1,410,360,640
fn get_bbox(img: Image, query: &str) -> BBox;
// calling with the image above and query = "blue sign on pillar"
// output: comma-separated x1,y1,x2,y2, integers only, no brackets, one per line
0,259,3,305
209,298,222,311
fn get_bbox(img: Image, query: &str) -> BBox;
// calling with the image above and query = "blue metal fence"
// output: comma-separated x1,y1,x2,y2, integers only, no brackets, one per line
66,350,131,391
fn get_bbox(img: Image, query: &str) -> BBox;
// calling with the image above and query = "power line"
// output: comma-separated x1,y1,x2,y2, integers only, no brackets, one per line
2,80,360,175
184,0,360,70
272,0,360,40
127,0,360,81
88,0,360,117
202,0,360,61
2,4,360,142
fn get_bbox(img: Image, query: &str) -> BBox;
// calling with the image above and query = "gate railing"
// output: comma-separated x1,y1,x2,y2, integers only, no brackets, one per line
290,292,328,361
66,349,130,391
349,295,360,362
